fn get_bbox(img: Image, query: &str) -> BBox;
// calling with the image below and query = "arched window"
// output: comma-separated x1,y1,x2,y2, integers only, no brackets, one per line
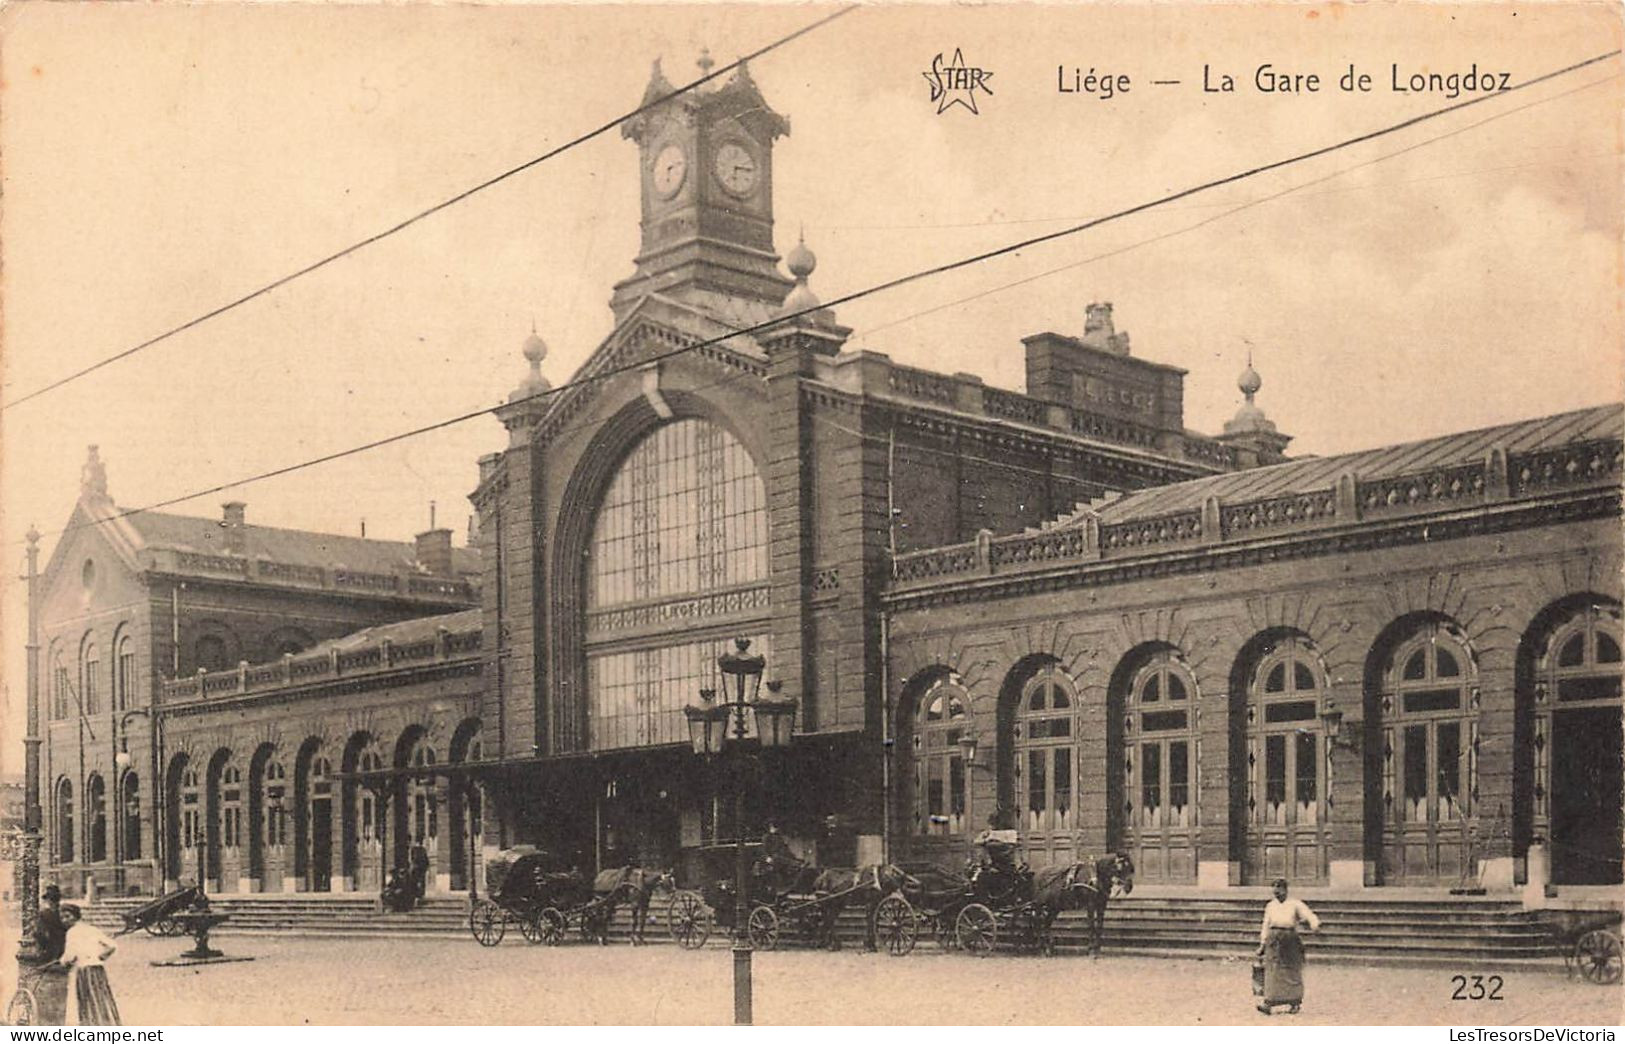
1250,638,1325,829
181,768,201,851
359,752,382,842
122,772,142,861
221,766,243,849
912,677,971,839
1385,625,1474,826
51,654,70,721
196,635,228,673
1533,603,1622,884
264,762,288,847
115,635,136,712
87,774,107,863
583,419,769,751
1017,666,1076,863
81,641,101,717
409,743,438,845
1127,653,1196,832
55,778,74,864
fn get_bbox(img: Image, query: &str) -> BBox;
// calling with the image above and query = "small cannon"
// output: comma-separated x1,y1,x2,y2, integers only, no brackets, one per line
120,885,208,938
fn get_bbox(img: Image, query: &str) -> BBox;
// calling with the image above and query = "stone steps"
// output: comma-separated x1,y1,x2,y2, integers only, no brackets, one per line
85,893,1576,967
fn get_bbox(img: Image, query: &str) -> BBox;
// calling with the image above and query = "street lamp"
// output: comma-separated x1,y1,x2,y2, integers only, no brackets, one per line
682,638,795,1027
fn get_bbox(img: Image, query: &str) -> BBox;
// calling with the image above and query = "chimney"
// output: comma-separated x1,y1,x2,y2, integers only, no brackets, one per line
415,529,454,576
221,501,247,554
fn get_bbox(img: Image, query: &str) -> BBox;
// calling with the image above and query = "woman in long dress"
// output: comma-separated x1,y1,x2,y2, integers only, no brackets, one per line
58,904,122,1026
1257,877,1320,1015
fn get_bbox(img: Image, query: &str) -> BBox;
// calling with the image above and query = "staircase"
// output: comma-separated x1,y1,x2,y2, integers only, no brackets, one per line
85,892,1577,968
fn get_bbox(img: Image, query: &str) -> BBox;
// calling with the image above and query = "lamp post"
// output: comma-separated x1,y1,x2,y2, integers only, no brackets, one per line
682,638,795,1027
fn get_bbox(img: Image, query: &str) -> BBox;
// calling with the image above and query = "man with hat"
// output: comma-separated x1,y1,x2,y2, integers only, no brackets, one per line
32,884,67,964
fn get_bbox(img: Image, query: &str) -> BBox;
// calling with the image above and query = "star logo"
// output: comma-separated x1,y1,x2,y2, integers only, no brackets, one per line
923,49,994,115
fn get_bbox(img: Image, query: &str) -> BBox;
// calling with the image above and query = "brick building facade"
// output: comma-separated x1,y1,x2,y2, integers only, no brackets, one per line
36,450,480,897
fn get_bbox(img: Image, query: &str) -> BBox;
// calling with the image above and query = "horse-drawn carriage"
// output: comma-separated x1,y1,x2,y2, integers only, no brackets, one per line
664,839,920,955
1532,907,1623,985
469,852,671,946
902,848,1135,957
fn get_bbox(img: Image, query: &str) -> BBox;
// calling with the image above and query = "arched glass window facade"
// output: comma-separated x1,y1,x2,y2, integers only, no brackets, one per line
1119,649,1199,882
221,766,243,850
1243,636,1328,883
912,677,971,840
583,419,770,750
1017,667,1077,866
115,635,135,712
1532,603,1622,885
1376,621,1475,882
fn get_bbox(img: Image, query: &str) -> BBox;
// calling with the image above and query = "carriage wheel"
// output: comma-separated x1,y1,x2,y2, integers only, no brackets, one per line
955,903,998,956
1576,929,1623,985
874,894,918,956
534,907,568,946
469,900,506,947
747,905,780,951
667,890,712,950
5,988,38,1027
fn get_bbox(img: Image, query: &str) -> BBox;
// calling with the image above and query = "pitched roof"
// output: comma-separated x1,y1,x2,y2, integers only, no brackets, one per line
1092,403,1623,523
122,508,480,577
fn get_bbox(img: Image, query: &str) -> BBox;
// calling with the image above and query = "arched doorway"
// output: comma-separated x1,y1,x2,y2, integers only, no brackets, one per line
86,774,107,865
902,672,975,866
294,740,334,893
54,777,74,866
448,720,482,891
1367,618,1476,884
1235,633,1329,884
1525,601,1622,885
1111,645,1199,883
1012,665,1077,867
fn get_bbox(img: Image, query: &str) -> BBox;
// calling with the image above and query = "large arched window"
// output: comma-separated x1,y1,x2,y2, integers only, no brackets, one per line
264,762,288,848
912,677,971,839
221,766,243,850
358,752,382,842
181,768,201,851
1375,620,1476,883
81,641,102,717
1017,666,1076,865
51,653,69,721
87,774,107,863
55,778,74,864
115,635,136,712
1533,603,1622,884
583,419,770,751
1117,647,1200,882
409,742,438,846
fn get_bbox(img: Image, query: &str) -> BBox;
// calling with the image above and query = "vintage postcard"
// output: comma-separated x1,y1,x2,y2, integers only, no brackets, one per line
1,0,1621,1029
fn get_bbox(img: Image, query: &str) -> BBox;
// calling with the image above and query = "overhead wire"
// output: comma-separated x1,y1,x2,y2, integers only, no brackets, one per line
0,5,858,413
18,47,1622,548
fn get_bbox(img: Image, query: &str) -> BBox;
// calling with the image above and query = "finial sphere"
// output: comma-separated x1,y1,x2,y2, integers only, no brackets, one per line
1238,363,1262,397
786,239,817,279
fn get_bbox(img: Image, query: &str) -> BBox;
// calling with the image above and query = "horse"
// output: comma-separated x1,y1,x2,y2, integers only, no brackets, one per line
1073,852,1135,957
810,864,919,952
1020,852,1134,956
592,866,676,945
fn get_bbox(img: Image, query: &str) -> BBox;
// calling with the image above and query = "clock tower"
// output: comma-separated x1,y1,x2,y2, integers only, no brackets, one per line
611,55,795,321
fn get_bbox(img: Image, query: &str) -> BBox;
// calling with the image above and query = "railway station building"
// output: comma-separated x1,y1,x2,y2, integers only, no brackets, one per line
31,58,1622,900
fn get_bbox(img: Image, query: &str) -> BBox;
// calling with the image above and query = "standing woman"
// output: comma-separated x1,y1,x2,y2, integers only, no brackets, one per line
1257,877,1320,1015
58,905,122,1026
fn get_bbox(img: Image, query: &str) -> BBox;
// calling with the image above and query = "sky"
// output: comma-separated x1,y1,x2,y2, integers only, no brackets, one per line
1,2,1620,777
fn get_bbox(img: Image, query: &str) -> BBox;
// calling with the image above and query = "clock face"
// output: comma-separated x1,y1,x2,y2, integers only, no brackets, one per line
651,143,687,199
713,142,759,197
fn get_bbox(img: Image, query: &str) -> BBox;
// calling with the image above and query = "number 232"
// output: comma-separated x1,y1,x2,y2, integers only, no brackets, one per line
1451,975,1504,1001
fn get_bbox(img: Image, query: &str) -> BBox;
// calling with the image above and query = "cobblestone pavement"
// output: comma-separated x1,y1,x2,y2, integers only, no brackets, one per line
7,933,1621,1025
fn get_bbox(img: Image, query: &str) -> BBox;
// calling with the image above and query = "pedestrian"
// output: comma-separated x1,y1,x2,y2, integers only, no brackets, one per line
58,904,121,1026
1256,877,1320,1015
33,884,67,964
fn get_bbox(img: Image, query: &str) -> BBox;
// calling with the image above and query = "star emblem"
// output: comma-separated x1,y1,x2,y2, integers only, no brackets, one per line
923,48,994,115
